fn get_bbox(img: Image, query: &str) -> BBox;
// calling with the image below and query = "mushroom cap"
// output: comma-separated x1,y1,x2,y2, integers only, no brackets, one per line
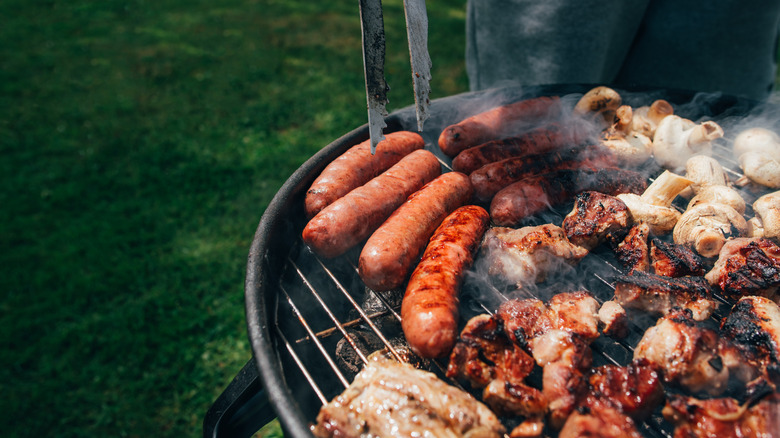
733,127,780,158
653,116,713,171
738,152,780,188
686,185,746,215
672,203,748,257
616,193,681,235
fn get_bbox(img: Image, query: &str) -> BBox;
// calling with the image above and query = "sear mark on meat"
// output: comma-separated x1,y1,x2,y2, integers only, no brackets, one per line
313,353,505,438
650,238,705,277
705,237,780,301
612,270,718,321
562,191,630,251
662,392,780,438
613,221,651,274
719,295,780,397
559,404,644,438
479,224,589,289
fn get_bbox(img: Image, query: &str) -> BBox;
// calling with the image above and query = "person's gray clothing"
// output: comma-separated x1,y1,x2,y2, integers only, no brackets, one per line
466,0,780,100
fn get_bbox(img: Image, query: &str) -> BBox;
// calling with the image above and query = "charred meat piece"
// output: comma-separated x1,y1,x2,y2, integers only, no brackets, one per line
497,293,600,429
562,191,631,250
612,270,718,321
705,237,780,301
597,300,629,338
634,309,729,396
719,296,780,396
480,224,589,288
662,392,780,438
313,354,505,438
559,405,644,438
581,359,665,420
613,221,651,273
446,314,546,418
650,238,705,277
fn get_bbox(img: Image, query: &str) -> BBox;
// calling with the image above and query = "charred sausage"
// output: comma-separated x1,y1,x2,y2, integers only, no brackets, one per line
302,149,441,258
358,172,473,291
470,145,618,203
304,131,424,219
451,122,590,174
401,205,490,358
438,96,563,157
490,168,647,226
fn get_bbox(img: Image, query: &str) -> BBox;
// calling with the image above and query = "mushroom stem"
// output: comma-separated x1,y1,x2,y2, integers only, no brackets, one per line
647,99,674,124
688,121,724,146
641,170,693,207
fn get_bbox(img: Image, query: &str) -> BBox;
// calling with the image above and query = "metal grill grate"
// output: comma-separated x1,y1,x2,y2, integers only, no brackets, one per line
263,122,774,437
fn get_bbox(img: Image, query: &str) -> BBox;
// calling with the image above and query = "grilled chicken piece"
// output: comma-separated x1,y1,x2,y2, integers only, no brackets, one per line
597,300,629,338
562,191,630,251
719,296,780,396
613,221,651,273
446,314,546,418
634,309,729,396
480,224,589,288
650,238,705,277
559,405,644,438
705,237,780,301
613,270,718,321
558,359,664,438
497,292,600,429
663,392,780,438
582,359,664,420
313,353,505,438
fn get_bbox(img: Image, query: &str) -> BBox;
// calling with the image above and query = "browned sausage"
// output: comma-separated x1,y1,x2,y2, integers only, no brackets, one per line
451,122,590,174
302,149,441,258
358,172,473,291
490,168,648,226
438,96,563,157
401,205,490,358
304,131,424,219
470,145,618,203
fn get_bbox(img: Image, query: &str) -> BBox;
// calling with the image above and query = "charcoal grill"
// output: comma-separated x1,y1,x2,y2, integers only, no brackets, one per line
203,84,776,438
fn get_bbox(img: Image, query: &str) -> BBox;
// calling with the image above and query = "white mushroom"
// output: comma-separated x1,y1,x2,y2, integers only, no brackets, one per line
733,127,780,158
574,86,622,127
632,99,674,138
652,115,724,171
747,216,765,239
738,152,780,188
672,203,748,258
600,105,653,166
687,185,746,215
684,155,729,195
753,191,780,240
616,170,693,235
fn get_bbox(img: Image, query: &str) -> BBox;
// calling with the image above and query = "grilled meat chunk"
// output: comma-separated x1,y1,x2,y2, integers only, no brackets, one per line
313,354,505,438
614,221,651,273
662,393,780,438
719,296,780,396
480,224,589,288
613,270,718,321
446,314,546,418
650,238,705,277
582,359,664,420
634,309,729,395
597,300,629,338
498,292,601,344
705,237,780,301
562,191,630,251
559,405,644,438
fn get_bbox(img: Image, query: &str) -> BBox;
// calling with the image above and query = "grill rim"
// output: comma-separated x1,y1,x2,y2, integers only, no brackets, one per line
239,84,765,438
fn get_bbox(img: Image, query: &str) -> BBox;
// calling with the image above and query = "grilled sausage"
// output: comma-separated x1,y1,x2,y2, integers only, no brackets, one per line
358,172,473,291
451,122,590,174
490,168,647,227
302,149,441,258
470,145,618,203
438,96,563,157
304,131,425,219
401,205,490,358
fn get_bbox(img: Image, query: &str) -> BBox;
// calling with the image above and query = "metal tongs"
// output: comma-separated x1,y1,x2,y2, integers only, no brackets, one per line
359,0,432,154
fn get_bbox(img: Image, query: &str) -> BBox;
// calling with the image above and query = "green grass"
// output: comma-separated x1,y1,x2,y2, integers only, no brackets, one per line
0,0,467,436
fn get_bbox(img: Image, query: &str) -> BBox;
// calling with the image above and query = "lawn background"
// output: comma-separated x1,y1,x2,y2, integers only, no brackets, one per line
3,1,779,437
1,1,468,437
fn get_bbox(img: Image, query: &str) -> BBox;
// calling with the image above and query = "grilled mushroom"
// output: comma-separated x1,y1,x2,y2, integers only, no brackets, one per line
601,105,653,166
632,99,674,138
574,86,622,127
653,116,724,171
617,170,693,235
753,191,780,240
673,203,748,258
687,185,746,215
